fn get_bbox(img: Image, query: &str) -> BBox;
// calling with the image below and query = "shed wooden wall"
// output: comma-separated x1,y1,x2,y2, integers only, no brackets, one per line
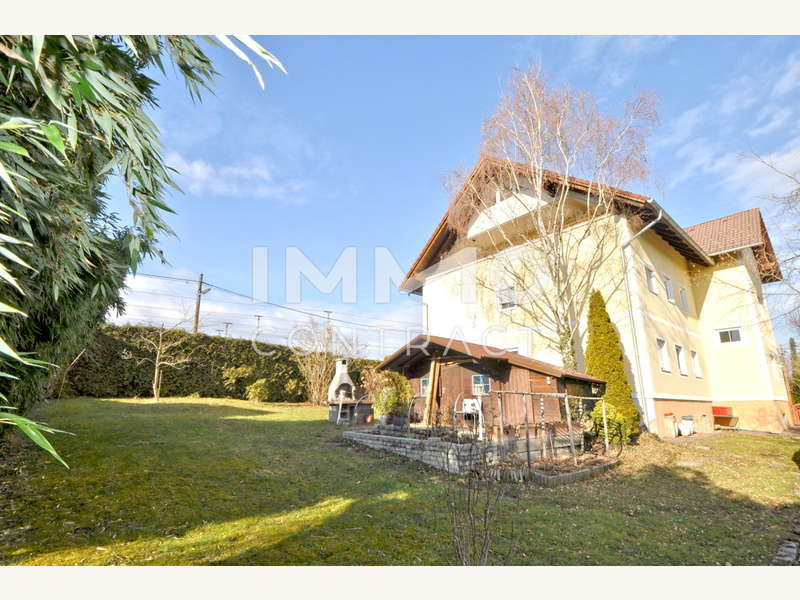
400,358,571,435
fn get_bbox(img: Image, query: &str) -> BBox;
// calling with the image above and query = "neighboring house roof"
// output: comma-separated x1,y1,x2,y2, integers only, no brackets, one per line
685,208,782,283
377,334,605,385
400,156,714,292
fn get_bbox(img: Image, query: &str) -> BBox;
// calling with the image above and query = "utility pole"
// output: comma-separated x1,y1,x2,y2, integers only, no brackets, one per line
192,273,210,334
323,310,332,354
223,322,232,338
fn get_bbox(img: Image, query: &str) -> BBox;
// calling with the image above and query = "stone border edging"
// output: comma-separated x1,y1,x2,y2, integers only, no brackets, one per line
770,515,800,565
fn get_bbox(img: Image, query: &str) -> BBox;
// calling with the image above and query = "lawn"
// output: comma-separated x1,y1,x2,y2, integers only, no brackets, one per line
1,397,798,565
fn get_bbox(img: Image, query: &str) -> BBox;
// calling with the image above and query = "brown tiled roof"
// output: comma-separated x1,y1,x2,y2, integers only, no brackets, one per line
377,334,605,385
684,207,782,283
684,208,764,256
400,156,713,292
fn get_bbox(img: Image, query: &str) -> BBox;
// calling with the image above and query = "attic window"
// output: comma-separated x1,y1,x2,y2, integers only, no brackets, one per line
718,328,742,344
497,285,517,311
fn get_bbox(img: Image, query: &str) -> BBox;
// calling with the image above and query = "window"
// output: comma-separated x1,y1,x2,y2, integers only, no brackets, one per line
679,288,689,312
664,275,675,303
656,337,671,372
675,344,687,376
419,377,429,397
718,328,742,344
645,266,657,295
497,285,517,311
691,350,702,378
471,374,491,396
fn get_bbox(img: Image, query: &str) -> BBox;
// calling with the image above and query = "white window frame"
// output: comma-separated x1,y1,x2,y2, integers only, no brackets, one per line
471,374,491,396
656,337,671,373
663,275,675,303
679,287,689,312
675,344,688,376
419,377,429,397
496,284,517,312
690,349,702,378
717,327,743,345
645,265,658,295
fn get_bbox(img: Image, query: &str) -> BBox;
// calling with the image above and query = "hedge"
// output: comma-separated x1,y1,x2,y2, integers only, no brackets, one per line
64,324,376,402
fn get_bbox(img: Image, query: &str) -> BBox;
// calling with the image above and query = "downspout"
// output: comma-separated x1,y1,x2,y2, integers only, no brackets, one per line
619,209,663,430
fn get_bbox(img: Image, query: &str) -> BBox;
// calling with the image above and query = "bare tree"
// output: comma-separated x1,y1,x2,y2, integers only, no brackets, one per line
448,66,658,368
758,157,800,315
289,318,362,405
438,414,504,565
122,323,195,402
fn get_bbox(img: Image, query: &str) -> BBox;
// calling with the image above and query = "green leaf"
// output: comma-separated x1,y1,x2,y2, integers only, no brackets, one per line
0,300,26,316
0,412,70,468
41,123,67,159
67,113,78,150
0,141,29,157
0,159,18,195
32,35,44,69
0,245,33,269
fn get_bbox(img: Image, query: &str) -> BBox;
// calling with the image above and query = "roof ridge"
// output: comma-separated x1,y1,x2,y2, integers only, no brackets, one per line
685,207,761,231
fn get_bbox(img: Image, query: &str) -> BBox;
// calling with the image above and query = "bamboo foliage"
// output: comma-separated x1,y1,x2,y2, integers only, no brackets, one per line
0,35,282,465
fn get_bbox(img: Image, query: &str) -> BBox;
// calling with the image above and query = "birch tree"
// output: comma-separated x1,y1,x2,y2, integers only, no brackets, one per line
122,324,194,402
447,66,658,368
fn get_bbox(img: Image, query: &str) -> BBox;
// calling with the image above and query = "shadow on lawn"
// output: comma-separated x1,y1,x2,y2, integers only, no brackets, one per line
1,399,798,565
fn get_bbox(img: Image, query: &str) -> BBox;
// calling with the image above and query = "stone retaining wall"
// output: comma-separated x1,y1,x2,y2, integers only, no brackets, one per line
343,429,487,473
344,428,613,486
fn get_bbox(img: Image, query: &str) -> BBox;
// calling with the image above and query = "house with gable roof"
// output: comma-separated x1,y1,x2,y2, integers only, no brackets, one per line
393,157,791,437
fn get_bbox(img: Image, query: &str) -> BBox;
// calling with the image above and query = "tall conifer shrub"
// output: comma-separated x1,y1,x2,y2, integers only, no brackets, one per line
585,290,639,442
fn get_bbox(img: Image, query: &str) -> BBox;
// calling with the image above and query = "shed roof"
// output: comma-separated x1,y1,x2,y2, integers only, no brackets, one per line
377,334,605,385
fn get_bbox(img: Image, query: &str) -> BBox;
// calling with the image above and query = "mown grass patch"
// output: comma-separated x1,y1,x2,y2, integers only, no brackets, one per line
1,397,798,565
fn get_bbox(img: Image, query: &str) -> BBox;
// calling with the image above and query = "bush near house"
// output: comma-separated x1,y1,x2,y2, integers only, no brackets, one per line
585,290,639,442
65,324,376,402
372,371,413,417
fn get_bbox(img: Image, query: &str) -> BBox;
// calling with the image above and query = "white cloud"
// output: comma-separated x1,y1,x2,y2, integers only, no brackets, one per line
711,137,800,201
772,50,800,97
569,36,675,88
748,106,793,137
166,152,311,205
656,102,710,148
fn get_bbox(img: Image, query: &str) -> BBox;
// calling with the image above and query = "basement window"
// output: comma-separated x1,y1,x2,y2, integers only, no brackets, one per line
472,374,491,396
718,328,742,344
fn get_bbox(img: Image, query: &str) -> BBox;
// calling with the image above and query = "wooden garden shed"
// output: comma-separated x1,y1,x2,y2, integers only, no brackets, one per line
377,335,605,440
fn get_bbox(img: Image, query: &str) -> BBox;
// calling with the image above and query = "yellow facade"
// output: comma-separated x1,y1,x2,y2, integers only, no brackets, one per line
421,207,791,436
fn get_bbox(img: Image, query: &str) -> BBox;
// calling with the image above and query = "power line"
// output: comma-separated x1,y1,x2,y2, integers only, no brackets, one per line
133,272,421,328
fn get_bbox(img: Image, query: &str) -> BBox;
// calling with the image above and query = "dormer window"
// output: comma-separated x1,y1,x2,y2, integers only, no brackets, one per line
497,285,517,311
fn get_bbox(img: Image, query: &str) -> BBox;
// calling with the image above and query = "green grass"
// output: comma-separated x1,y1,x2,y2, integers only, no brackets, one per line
1,397,798,565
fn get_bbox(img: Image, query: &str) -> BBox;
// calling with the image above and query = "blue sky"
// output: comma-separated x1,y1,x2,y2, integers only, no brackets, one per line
110,36,800,354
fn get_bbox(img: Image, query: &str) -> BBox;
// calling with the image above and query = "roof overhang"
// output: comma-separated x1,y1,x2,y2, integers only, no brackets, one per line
400,157,714,293
378,334,605,385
